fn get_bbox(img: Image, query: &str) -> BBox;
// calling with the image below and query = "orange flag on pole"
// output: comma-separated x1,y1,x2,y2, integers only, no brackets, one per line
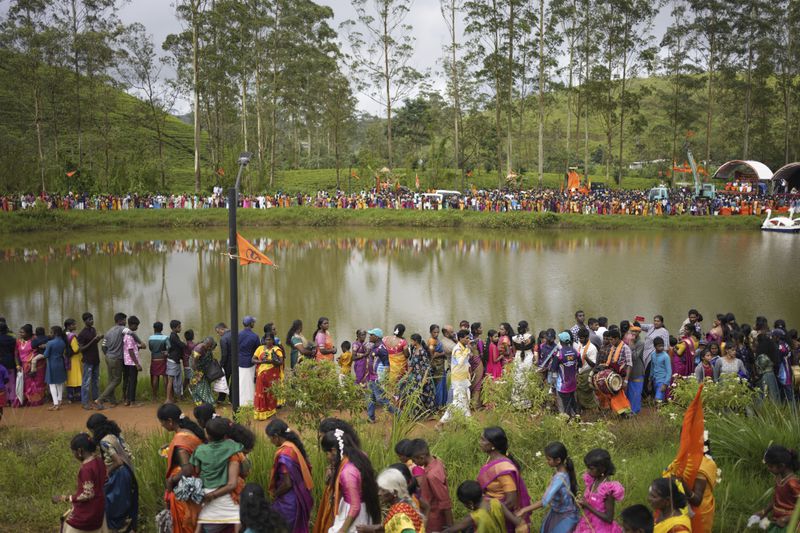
415,174,420,189
665,384,705,486
66,171,77,178
235,233,274,266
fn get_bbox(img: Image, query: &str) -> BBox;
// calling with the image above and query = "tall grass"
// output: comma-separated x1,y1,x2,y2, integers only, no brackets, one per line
0,399,781,532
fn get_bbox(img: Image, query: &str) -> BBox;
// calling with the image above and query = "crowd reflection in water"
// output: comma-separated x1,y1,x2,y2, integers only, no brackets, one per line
0,232,743,265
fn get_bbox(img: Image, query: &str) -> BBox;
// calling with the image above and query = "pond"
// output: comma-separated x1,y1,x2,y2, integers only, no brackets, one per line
1,228,798,343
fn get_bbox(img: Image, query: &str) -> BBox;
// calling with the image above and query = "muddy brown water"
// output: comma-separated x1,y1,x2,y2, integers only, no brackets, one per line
1,227,798,355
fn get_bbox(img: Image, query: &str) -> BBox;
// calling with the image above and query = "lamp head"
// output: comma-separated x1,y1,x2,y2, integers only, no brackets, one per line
238,152,253,166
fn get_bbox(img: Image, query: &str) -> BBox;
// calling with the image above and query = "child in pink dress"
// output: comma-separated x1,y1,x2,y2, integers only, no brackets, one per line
576,448,625,533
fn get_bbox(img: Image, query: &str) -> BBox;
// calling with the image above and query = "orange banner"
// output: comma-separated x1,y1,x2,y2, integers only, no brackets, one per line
665,384,705,486
236,233,274,266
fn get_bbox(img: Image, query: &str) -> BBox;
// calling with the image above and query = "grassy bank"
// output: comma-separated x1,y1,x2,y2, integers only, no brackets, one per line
0,207,762,234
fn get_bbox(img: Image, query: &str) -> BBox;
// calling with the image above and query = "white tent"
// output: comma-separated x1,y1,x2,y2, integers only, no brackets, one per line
713,160,774,181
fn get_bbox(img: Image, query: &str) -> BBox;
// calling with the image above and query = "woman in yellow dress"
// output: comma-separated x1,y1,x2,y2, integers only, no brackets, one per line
252,333,284,420
678,454,717,533
64,319,83,403
648,478,692,533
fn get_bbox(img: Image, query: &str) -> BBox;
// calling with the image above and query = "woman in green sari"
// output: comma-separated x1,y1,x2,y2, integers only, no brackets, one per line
189,337,219,405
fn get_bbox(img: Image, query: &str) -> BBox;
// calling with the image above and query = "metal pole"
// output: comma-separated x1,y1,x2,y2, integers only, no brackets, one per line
228,152,251,413
228,184,239,412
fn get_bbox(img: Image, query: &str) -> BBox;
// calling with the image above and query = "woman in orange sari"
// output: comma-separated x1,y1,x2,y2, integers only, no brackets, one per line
157,403,205,533
313,317,337,362
253,333,284,421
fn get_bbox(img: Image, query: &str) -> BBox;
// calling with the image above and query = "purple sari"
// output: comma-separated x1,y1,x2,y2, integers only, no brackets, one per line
478,457,532,532
271,448,313,533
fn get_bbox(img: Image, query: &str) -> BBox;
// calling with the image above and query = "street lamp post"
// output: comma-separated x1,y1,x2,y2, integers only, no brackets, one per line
228,151,252,412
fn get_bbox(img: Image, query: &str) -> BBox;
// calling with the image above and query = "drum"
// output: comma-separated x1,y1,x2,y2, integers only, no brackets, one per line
591,368,623,395
792,365,800,392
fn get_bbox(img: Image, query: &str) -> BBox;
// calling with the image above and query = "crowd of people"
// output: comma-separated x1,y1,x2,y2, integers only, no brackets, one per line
1,308,799,532
2,186,797,217
48,410,800,533
1,308,798,421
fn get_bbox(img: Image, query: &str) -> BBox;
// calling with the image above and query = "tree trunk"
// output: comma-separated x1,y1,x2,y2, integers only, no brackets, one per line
70,0,82,169
241,77,248,153
705,33,714,165
255,67,265,185
192,1,201,193
583,0,590,181
494,0,502,187
743,22,753,159
35,86,46,192
616,13,629,186
383,9,393,168
565,2,575,172
448,1,461,180
537,0,545,186
506,1,515,175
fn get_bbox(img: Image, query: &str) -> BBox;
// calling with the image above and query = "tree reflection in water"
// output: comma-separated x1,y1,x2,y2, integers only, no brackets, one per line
0,230,797,344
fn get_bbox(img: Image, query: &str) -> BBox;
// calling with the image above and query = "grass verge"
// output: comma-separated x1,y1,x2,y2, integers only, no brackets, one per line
0,207,762,234
0,402,779,532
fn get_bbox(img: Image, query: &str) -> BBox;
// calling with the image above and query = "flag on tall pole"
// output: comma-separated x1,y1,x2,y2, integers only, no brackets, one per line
415,174,420,189
235,233,274,266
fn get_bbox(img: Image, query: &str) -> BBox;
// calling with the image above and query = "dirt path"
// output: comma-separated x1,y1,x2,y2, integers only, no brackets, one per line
1,400,234,434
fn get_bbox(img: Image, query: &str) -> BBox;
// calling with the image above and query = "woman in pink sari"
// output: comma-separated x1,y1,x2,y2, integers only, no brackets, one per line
477,426,531,532
14,324,45,406
498,323,515,370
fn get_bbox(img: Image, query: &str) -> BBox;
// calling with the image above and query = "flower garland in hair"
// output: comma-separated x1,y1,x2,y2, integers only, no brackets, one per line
334,428,345,456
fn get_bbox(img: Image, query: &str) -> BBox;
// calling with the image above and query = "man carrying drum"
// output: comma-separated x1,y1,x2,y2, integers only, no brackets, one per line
591,328,632,417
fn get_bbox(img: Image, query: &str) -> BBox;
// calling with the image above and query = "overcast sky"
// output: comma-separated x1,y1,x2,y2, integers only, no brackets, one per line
2,0,670,114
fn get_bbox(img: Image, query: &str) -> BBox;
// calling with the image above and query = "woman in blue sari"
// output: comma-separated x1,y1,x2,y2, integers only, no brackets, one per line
266,418,313,533
86,413,138,532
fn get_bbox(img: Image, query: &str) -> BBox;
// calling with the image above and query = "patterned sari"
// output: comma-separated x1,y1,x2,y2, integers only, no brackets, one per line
164,431,203,533
253,345,284,420
478,457,531,532
384,500,425,533
15,338,45,406
401,345,436,415
270,442,314,533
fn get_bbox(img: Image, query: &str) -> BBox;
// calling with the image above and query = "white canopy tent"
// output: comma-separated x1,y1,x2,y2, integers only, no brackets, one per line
713,160,774,181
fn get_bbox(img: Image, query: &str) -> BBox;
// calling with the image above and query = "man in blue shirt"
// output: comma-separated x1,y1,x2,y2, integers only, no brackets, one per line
238,316,260,407
650,337,672,403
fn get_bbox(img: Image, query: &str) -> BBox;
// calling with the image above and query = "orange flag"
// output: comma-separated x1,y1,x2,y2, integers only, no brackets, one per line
665,384,705,486
66,171,77,178
415,174,420,189
235,233,274,266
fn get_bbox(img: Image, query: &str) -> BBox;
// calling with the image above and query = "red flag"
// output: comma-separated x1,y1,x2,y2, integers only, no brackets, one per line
235,233,274,266
415,174,420,189
665,384,705,487
66,171,77,178
217,168,225,176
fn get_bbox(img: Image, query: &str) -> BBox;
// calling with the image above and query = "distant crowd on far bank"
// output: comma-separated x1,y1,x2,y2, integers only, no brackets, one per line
3,185,799,217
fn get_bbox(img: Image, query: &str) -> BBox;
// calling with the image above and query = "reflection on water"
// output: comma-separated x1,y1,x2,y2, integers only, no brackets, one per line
1,229,798,344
